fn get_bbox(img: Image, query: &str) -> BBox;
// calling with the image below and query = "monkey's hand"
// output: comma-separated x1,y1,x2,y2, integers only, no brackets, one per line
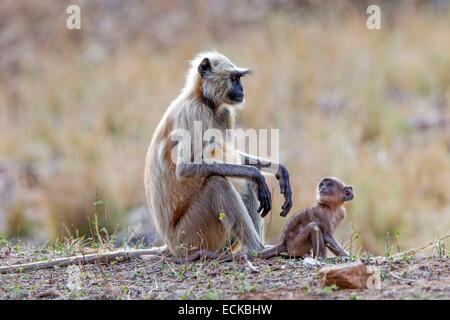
253,169,272,218
275,164,292,217
325,236,349,257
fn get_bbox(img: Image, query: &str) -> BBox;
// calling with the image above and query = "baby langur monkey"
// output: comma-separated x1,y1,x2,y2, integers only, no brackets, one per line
258,177,354,259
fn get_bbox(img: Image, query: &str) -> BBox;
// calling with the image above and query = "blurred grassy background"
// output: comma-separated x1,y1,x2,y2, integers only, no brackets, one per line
0,0,449,255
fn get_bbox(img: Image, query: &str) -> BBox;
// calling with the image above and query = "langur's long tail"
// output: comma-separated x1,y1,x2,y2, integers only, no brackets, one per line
257,242,286,259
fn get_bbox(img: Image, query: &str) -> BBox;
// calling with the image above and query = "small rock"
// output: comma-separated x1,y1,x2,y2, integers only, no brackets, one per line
319,261,381,290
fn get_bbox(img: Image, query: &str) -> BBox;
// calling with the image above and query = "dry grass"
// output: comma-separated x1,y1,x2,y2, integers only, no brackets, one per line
0,1,449,254
0,239,448,300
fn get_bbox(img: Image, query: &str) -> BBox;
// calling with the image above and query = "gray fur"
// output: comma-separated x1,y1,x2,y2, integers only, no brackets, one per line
145,52,266,257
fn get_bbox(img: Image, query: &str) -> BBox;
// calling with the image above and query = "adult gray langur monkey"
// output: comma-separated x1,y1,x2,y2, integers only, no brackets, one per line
0,52,293,274
144,51,293,259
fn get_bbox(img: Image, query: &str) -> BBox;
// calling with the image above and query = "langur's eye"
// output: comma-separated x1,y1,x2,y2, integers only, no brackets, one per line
230,75,236,81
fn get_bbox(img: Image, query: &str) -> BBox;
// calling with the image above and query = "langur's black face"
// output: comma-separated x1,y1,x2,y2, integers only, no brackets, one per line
227,72,245,104
197,56,251,106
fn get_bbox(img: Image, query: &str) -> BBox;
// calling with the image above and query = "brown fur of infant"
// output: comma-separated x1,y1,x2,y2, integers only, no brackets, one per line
258,177,354,259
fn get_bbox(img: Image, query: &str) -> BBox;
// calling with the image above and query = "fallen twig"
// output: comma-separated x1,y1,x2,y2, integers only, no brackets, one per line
0,247,167,274
391,235,449,259
389,272,415,283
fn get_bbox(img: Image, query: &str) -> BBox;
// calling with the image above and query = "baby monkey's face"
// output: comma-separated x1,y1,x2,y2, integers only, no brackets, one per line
317,177,354,204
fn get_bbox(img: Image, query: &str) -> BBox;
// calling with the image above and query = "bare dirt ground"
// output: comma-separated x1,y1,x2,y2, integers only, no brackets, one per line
0,245,448,300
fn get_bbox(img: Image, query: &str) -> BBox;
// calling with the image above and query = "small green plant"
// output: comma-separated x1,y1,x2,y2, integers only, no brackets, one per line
380,269,391,281
384,232,392,258
401,252,413,263
348,292,358,300
410,292,422,299
179,292,193,300
0,235,8,247
360,251,373,263
321,284,338,294
236,281,257,293
434,239,446,258
249,250,258,257
203,290,220,300
13,244,22,254
300,284,312,293
345,223,362,256
93,200,107,207
394,231,401,253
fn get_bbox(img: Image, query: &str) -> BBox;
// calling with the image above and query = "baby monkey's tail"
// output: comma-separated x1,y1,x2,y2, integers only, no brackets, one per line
257,242,286,259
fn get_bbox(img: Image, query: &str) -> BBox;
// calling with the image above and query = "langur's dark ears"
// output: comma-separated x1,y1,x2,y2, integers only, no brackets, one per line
238,69,252,77
198,58,212,77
